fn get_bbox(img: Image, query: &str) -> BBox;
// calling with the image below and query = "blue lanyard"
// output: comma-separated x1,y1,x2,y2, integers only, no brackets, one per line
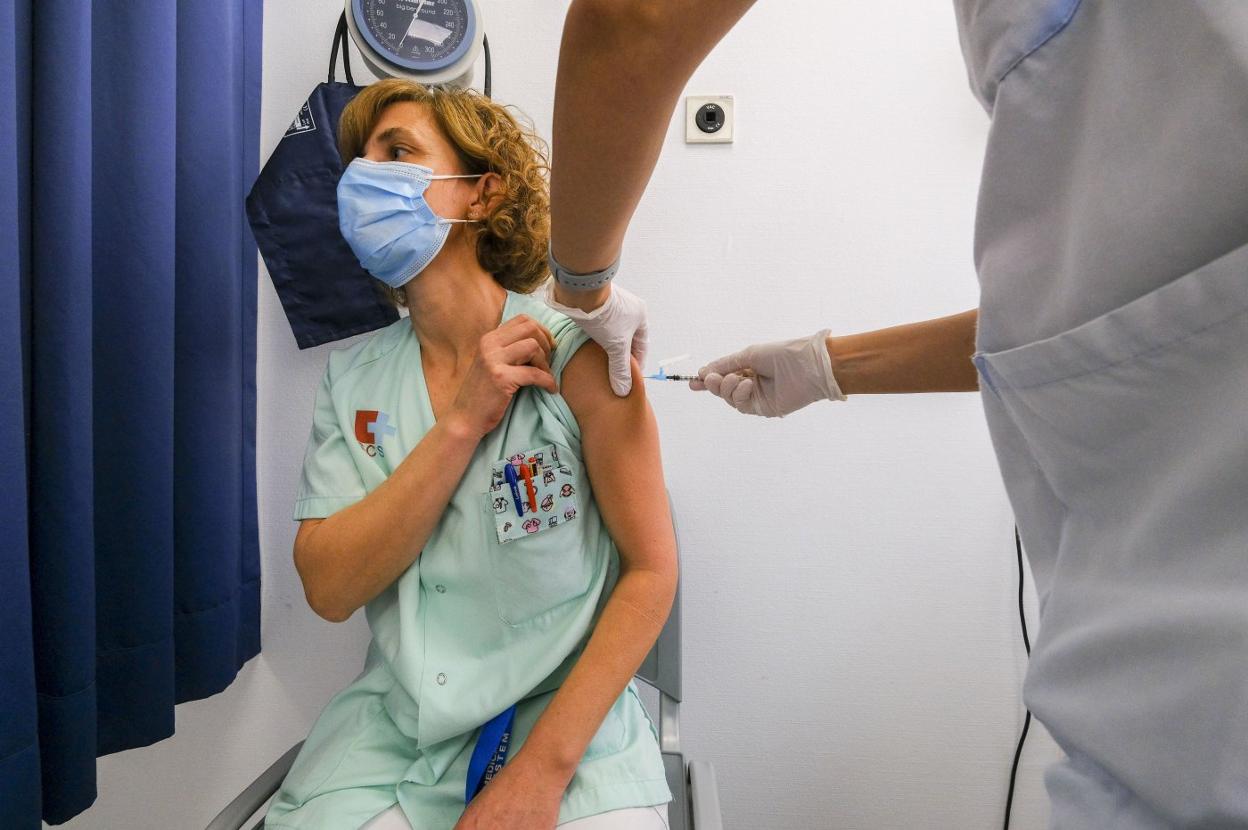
465,704,517,804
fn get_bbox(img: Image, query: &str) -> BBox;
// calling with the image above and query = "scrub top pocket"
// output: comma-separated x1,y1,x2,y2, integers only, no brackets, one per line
974,239,1248,507
485,445,580,544
483,444,593,626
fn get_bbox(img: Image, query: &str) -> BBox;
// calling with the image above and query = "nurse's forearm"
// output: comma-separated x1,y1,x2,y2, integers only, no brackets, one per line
550,0,756,310
829,308,980,394
294,416,479,623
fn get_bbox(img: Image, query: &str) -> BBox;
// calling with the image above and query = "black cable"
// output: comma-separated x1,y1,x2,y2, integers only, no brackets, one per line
328,12,355,85
1004,711,1033,830
342,17,354,85
482,34,492,97
1004,527,1032,830
1015,527,1031,656
329,12,345,83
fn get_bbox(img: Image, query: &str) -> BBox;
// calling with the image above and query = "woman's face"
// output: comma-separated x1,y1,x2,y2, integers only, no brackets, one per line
362,100,482,223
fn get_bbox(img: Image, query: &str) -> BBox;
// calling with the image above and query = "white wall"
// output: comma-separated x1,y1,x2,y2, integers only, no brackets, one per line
51,2,1061,828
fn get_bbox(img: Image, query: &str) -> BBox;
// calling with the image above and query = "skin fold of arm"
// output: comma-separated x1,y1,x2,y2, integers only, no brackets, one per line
513,344,679,782
292,414,481,623
829,308,980,394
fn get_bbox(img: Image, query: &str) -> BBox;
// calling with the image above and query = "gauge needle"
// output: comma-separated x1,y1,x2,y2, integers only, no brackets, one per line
398,1,453,48
397,1,427,49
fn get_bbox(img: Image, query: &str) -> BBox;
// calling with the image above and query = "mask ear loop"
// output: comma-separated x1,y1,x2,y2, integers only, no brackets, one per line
429,173,487,224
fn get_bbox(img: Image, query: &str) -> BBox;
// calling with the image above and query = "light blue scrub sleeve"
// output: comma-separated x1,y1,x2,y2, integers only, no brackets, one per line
293,362,368,520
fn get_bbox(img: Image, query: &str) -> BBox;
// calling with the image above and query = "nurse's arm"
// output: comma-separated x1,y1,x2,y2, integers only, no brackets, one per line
550,0,757,310
829,308,980,394
519,345,677,782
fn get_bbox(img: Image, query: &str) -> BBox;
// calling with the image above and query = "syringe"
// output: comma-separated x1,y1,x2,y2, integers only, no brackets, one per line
644,356,696,382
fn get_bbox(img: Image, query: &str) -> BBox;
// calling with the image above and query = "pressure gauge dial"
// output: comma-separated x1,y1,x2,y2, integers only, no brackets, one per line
345,0,483,86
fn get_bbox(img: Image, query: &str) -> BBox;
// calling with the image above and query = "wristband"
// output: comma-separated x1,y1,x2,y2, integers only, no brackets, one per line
548,247,619,291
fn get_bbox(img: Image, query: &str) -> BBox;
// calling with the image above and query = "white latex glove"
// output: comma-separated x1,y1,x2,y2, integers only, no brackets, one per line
690,330,846,417
542,280,648,396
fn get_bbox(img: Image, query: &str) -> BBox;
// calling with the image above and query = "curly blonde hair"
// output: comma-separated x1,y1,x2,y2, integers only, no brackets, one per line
337,79,551,305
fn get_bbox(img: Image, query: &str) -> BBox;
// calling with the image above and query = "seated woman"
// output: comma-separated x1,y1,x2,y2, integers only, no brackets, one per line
263,79,677,830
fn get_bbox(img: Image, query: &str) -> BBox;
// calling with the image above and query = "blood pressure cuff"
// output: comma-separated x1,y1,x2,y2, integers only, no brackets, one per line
246,81,400,349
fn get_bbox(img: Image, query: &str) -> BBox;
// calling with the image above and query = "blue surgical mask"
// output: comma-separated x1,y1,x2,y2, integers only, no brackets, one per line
336,157,482,288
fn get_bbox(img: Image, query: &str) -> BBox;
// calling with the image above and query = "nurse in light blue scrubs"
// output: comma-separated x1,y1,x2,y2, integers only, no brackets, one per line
545,2,1248,827
265,80,675,830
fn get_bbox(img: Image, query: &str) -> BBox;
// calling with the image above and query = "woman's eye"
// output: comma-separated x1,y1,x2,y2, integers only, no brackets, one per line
390,146,408,160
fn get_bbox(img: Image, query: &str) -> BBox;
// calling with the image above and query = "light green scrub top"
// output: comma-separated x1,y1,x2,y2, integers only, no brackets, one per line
264,290,671,830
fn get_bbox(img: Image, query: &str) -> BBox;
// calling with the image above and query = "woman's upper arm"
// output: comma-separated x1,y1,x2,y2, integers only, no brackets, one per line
293,517,358,623
560,342,676,575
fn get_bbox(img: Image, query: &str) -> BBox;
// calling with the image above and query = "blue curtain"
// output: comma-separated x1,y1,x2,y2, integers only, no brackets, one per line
0,1,263,825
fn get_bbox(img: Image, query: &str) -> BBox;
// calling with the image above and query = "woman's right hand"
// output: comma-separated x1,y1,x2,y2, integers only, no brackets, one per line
446,314,558,439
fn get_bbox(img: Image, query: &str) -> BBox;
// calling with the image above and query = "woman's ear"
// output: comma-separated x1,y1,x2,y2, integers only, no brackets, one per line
468,172,504,219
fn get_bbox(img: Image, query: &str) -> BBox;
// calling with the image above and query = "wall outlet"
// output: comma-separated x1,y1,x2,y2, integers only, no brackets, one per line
686,95,734,144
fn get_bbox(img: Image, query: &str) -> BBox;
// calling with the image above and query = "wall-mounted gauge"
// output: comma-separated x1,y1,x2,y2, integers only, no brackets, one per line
345,0,484,87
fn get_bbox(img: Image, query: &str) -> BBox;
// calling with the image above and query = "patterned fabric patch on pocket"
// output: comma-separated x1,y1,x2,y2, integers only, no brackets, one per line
486,444,579,544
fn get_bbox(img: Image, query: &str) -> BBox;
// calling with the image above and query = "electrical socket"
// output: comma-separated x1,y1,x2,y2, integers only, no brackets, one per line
686,95,734,144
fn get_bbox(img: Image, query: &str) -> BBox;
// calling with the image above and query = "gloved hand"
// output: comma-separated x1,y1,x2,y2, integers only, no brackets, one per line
691,330,847,417
542,280,648,397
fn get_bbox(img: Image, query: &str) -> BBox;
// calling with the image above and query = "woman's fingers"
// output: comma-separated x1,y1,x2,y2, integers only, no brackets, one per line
490,317,557,392
504,363,558,395
449,317,560,439
493,314,555,355
498,337,552,374
488,338,557,394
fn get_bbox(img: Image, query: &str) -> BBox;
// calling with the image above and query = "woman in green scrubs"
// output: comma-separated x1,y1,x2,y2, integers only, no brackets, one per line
263,80,676,830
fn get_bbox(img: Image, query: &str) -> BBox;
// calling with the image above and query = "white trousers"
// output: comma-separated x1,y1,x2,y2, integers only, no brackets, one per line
358,803,670,830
